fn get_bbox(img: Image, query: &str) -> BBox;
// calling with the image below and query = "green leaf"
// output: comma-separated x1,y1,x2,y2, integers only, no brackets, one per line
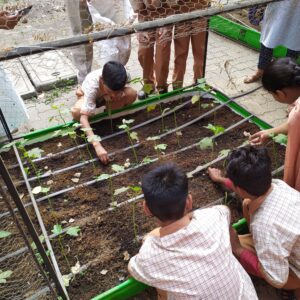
147,104,156,113
0,231,11,238
218,149,231,157
142,157,156,164
118,124,128,130
201,103,210,109
26,147,44,159
51,224,63,235
143,83,153,95
0,270,13,283
204,124,225,135
199,137,214,150
41,187,50,194
129,186,142,193
96,173,110,181
146,136,160,141
122,119,134,125
191,95,200,104
273,133,287,145
32,186,42,195
154,144,168,151
87,135,102,143
129,131,139,141
66,226,81,237
114,186,130,196
111,164,125,173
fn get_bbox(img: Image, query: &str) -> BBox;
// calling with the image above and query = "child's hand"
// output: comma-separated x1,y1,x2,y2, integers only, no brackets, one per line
208,167,224,183
94,143,110,165
249,130,270,145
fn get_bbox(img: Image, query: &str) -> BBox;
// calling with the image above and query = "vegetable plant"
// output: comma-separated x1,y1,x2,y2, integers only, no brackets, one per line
146,136,167,156
0,270,13,284
129,186,142,243
118,119,139,164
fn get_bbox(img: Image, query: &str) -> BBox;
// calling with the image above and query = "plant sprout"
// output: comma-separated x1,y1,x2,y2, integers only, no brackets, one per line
204,124,225,136
191,94,201,111
118,119,139,164
0,231,11,239
0,270,13,284
154,143,168,156
129,186,142,243
199,137,214,151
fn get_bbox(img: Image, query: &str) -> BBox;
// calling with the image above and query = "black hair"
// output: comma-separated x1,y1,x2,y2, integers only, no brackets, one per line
262,57,300,92
102,61,127,91
142,163,188,222
226,146,272,197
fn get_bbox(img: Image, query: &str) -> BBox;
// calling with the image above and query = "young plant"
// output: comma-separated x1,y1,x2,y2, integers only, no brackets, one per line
0,270,13,284
198,137,214,151
129,186,142,243
204,124,225,136
50,103,70,125
154,143,168,156
191,94,201,111
118,119,139,163
146,135,161,156
97,173,114,205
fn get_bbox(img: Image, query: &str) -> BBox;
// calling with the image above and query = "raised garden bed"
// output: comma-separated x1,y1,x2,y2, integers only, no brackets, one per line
0,86,285,300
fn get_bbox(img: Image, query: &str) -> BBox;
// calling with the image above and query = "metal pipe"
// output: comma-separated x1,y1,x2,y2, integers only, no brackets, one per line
0,0,282,61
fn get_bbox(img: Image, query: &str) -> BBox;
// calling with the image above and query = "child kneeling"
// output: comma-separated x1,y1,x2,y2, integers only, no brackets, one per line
128,163,258,299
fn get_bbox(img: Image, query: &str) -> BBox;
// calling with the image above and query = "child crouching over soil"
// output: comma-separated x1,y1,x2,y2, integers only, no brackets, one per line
209,146,300,299
128,163,258,299
71,61,137,164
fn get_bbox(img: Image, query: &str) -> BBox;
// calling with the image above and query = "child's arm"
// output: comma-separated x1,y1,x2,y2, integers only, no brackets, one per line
208,167,234,190
249,121,288,145
80,114,110,164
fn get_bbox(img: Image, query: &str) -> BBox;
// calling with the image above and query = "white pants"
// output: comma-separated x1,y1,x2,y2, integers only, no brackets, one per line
65,0,132,84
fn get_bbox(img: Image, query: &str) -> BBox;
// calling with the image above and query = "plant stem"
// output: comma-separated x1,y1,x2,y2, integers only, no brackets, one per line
132,202,138,243
173,111,180,148
159,104,165,132
125,129,138,164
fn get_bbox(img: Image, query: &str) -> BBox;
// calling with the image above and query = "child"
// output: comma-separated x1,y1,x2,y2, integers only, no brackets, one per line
128,163,258,299
71,61,137,164
244,0,300,83
249,57,300,191
209,146,300,298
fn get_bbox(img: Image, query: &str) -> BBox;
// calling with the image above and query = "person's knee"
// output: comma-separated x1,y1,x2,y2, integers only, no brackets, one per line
125,88,137,105
71,107,81,121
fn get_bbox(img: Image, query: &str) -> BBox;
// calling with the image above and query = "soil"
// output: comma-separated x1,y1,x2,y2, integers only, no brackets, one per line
1,95,285,299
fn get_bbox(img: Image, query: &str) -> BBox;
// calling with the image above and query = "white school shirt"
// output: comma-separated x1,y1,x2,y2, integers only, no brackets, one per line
80,69,104,116
250,179,300,287
261,0,300,51
129,206,258,300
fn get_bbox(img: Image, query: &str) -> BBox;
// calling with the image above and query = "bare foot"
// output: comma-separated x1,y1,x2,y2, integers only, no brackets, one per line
244,69,264,84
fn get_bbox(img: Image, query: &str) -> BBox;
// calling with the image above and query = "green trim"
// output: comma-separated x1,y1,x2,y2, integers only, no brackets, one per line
232,218,249,235
209,15,287,58
16,85,200,145
91,278,148,300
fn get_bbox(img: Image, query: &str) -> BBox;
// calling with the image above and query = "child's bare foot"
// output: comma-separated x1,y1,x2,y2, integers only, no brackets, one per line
244,69,264,84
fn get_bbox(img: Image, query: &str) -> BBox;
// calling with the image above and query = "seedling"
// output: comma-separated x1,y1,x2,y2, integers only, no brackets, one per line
204,124,225,136
129,186,142,243
146,136,164,156
198,137,214,151
0,231,11,238
50,103,70,125
154,143,168,156
191,94,201,111
97,173,114,205
0,270,13,284
118,119,139,163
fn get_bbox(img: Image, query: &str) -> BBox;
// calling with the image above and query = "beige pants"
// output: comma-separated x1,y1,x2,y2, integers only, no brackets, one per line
239,234,300,291
138,26,172,90
173,19,207,88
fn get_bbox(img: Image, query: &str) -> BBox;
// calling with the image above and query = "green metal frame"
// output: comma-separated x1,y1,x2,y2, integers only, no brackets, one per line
209,15,288,58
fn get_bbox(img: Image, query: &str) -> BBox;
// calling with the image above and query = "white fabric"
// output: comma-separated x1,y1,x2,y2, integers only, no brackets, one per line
80,68,103,115
129,206,258,300
260,0,300,50
65,0,132,84
250,179,300,287
0,67,29,137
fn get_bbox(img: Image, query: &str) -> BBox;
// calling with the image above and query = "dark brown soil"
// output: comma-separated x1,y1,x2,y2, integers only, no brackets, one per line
1,96,285,299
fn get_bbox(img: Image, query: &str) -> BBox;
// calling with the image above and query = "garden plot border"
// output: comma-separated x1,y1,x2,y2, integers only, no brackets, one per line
1,83,284,300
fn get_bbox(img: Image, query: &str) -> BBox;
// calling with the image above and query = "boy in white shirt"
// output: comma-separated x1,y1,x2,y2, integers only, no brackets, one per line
209,146,300,298
128,163,258,299
71,61,136,164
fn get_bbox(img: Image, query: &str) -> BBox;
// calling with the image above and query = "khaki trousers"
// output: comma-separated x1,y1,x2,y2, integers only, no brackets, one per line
239,234,300,291
138,26,172,90
173,19,207,88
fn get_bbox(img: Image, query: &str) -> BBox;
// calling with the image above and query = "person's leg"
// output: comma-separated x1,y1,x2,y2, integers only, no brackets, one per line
286,49,300,60
244,43,273,84
138,30,156,92
173,23,191,89
155,26,172,93
190,18,208,83
71,88,85,121
65,0,93,84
